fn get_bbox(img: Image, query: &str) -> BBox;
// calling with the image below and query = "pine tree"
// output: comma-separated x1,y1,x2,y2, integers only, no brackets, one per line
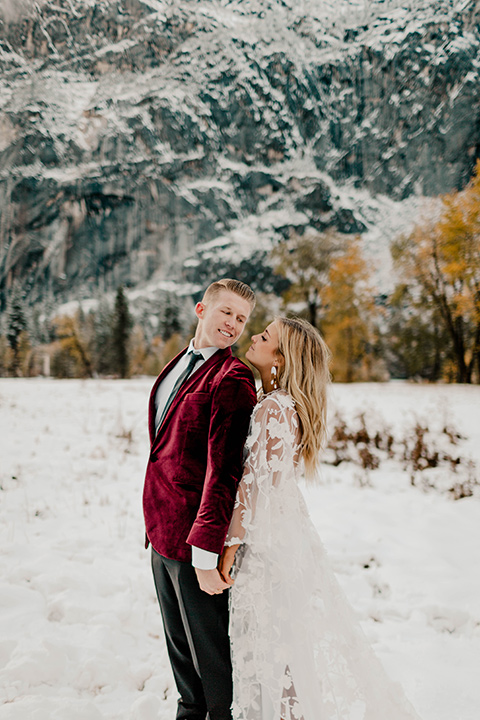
111,286,132,378
6,284,29,376
6,285,27,353
158,292,182,341
93,298,114,375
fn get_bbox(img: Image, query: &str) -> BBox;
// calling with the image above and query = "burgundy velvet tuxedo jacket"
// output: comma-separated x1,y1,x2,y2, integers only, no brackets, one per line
143,346,257,563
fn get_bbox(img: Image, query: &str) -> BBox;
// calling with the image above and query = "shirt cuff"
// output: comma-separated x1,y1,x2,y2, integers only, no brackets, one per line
191,545,218,570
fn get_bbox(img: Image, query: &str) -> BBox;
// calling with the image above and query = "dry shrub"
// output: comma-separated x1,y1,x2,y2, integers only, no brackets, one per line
326,411,478,499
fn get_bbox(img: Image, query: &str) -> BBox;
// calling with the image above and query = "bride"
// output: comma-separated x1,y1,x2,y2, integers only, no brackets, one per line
219,317,421,720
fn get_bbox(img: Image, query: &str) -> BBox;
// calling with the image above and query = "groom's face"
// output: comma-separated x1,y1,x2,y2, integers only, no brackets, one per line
194,290,252,349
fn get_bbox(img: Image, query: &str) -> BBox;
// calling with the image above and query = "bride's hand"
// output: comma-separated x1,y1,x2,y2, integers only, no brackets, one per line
218,545,239,584
195,568,231,595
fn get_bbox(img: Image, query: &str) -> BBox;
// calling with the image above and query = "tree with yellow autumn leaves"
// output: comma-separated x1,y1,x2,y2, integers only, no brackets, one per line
392,161,480,383
271,229,342,330
322,237,382,382
271,231,381,381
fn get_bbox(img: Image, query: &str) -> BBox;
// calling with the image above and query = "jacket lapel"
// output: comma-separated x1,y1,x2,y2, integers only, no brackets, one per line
148,348,187,443
152,346,231,447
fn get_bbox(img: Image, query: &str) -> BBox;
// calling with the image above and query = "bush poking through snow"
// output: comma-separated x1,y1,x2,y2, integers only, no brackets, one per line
325,412,478,499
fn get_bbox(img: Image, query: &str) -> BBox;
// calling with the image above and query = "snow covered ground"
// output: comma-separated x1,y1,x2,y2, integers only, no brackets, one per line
0,378,479,720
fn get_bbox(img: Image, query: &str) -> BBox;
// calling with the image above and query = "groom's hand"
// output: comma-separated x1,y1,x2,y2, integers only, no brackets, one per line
195,568,231,595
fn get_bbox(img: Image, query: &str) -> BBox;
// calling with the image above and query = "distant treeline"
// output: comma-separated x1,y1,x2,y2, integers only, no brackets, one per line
1,162,480,383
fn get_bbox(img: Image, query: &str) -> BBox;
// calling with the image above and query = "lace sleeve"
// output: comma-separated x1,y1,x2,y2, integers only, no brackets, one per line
225,392,299,547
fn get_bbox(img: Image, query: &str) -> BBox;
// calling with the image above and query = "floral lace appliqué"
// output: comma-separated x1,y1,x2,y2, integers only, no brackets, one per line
226,390,421,720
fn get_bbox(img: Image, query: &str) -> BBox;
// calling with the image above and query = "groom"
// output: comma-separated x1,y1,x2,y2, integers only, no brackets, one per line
143,278,257,720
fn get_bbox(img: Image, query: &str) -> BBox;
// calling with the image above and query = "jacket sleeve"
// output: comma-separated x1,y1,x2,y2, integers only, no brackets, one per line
186,363,257,555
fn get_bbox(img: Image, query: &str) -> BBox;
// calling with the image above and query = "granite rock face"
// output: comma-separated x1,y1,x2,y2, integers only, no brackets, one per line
0,0,479,308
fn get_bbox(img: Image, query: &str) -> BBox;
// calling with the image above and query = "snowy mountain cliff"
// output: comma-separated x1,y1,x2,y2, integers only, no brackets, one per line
0,0,479,309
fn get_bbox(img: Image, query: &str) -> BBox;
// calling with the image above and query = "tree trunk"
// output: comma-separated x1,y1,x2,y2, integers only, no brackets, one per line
431,317,442,381
346,326,354,383
453,316,470,383
472,320,480,384
308,300,317,330
429,240,470,383
434,291,468,383
306,288,319,329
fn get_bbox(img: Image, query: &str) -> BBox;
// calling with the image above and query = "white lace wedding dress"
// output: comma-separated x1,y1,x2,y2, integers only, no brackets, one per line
226,389,422,720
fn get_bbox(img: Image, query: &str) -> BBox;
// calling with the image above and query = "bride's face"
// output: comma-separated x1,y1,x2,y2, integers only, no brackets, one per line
245,321,282,373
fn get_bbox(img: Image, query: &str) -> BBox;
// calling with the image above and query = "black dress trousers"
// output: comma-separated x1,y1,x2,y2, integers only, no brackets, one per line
151,548,233,720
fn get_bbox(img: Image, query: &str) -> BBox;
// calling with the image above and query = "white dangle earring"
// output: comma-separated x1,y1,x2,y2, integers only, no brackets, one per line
270,365,278,390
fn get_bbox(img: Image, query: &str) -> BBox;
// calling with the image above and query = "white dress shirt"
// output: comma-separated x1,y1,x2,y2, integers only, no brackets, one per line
154,339,220,571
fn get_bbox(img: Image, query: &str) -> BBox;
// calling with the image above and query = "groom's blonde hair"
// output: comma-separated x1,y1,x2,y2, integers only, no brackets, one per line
202,279,256,310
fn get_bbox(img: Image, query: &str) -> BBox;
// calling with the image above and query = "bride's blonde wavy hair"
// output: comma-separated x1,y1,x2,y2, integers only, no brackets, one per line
275,317,331,481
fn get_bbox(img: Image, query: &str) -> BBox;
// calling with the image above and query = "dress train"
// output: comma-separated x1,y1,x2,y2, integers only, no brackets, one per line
226,390,422,720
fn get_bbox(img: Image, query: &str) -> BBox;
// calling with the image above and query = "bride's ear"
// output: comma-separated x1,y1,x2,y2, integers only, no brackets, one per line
274,352,285,380
275,351,285,370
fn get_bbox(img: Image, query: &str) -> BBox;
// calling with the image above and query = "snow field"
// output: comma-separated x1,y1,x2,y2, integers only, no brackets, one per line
0,378,479,719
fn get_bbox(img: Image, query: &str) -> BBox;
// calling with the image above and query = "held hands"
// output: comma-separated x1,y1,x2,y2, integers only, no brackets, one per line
218,545,239,584
195,544,240,595
195,568,232,595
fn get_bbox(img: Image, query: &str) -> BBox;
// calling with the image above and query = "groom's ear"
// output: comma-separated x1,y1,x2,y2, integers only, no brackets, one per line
194,301,206,321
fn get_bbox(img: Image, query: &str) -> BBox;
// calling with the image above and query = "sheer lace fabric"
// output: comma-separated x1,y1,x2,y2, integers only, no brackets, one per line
226,390,421,720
